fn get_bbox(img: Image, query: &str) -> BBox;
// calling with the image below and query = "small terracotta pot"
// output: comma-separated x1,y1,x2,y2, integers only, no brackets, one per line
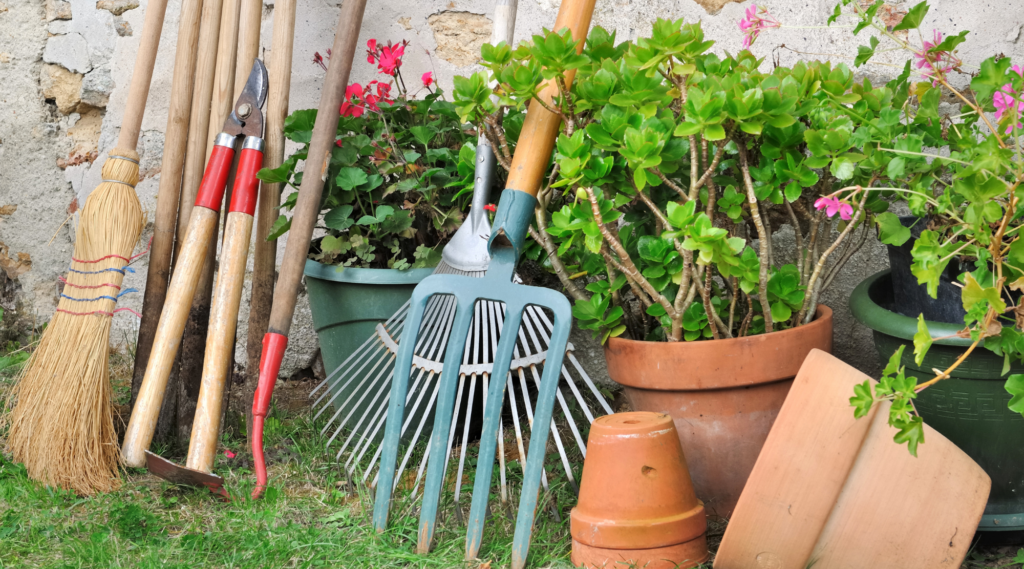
605,306,833,519
715,349,990,569
571,412,709,569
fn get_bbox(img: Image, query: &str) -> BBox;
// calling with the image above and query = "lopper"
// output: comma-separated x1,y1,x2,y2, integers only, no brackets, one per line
371,0,597,566
121,59,269,470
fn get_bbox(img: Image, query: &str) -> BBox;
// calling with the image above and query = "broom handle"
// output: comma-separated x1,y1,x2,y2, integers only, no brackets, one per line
268,0,367,337
116,0,173,150
502,0,594,199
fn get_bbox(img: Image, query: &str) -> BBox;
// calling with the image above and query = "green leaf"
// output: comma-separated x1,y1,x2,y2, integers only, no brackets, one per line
962,273,1007,314
876,212,911,246
266,215,291,241
324,205,355,231
704,123,726,141
893,416,925,457
850,380,875,419
831,157,855,180
1005,374,1024,415
913,314,933,366
892,1,928,31
770,301,792,322
336,167,369,191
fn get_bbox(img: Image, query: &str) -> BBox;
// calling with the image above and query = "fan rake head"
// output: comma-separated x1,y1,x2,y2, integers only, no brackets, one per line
372,191,572,568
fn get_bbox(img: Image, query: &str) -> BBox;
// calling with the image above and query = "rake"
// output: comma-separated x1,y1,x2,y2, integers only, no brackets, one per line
308,0,612,522
371,0,597,565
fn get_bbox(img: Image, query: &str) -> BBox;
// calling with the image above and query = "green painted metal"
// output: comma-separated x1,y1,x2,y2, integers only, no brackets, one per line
303,260,433,419
372,189,572,564
851,270,1024,531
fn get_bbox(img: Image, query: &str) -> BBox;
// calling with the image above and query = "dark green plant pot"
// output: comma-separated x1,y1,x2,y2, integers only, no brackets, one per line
851,270,1024,531
304,260,434,421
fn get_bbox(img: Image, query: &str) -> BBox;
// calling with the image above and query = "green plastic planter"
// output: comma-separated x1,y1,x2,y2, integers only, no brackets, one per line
304,260,434,419
851,270,1024,531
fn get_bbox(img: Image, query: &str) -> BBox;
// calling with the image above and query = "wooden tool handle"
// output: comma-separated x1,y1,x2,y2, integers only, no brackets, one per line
503,0,595,198
116,0,171,150
122,206,221,467
267,0,368,337
185,211,254,472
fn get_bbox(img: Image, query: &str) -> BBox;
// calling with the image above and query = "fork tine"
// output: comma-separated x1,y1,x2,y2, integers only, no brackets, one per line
373,283,436,532
511,294,572,569
465,298,524,559
416,294,475,553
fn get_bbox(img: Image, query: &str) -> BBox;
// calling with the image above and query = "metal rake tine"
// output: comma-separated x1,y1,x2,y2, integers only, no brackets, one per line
368,371,438,487
511,296,572,569
373,280,447,532
311,332,394,417
527,363,580,493
484,301,509,506
319,351,394,438
521,305,597,423
349,367,429,469
441,301,478,501
528,307,614,416
454,300,485,524
515,360,556,518
384,292,464,488
416,293,476,553
465,298,524,559
520,313,587,458
330,355,400,458
309,301,413,401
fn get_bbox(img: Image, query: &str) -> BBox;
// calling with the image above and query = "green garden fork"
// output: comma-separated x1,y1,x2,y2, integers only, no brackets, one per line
371,0,597,566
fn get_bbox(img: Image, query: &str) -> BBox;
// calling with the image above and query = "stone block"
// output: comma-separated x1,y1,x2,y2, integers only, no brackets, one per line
96,0,138,16
42,33,91,74
44,0,72,20
81,67,114,108
426,11,492,68
40,63,83,114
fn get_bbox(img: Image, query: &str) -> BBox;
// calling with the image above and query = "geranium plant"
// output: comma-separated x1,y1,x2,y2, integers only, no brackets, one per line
791,0,1024,455
453,21,900,344
259,40,480,269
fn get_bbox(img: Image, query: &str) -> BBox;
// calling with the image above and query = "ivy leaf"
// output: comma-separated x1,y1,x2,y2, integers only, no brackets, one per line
266,215,291,241
962,273,1007,314
850,380,875,419
892,1,928,32
913,314,933,366
876,212,911,246
1005,374,1024,415
893,416,925,457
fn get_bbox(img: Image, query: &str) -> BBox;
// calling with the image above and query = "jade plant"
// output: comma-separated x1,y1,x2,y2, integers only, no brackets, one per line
765,0,1024,455
259,39,479,270
453,21,903,344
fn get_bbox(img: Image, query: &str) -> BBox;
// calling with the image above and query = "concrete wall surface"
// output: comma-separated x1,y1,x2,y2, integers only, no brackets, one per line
0,0,1022,382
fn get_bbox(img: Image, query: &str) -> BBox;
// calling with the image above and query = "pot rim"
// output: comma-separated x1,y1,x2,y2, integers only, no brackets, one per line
606,304,832,351
303,258,435,285
850,269,970,347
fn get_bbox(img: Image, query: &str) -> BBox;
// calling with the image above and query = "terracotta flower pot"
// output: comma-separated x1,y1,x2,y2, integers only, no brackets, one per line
604,306,833,519
571,412,708,569
715,349,990,569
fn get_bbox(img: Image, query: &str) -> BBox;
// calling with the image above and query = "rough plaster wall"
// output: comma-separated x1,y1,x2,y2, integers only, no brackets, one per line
1,0,1024,382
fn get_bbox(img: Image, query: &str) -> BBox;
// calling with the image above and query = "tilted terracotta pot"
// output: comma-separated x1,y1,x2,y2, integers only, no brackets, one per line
714,349,990,569
571,412,708,569
605,306,833,519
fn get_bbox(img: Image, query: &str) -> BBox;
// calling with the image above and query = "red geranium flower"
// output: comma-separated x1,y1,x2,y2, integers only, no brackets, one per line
378,44,404,75
422,71,434,87
483,204,497,212
340,83,365,117
366,38,378,64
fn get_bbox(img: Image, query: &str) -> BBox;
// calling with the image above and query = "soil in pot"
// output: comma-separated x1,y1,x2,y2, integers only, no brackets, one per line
886,216,966,323
604,306,834,519
851,270,1024,531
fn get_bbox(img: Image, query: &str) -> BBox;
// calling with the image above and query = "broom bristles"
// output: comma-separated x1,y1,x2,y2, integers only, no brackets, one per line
4,149,144,495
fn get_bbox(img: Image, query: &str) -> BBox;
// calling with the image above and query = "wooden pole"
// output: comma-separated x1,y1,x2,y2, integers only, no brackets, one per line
170,0,228,444
243,0,296,439
129,0,204,411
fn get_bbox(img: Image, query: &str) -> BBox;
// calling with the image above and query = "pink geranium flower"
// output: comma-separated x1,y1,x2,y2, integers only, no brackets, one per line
912,30,961,86
366,39,378,64
994,65,1024,134
378,44,405,75
738,4,780,49
422,71,434,87
814,196,854,220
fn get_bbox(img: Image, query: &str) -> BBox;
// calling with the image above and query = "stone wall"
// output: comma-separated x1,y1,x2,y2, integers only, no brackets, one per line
1,0,1022,382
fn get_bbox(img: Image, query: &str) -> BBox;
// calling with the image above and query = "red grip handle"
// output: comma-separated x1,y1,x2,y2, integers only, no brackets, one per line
229,143,263,216
195,142,235,211
252,332,287,499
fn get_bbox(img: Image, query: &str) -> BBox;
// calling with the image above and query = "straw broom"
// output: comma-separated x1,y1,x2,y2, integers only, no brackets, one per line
3,0,169,495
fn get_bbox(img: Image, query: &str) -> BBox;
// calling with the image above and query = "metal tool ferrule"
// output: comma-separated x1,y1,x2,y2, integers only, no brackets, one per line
242,136,265,153
214,132,237,148
487,189,538,261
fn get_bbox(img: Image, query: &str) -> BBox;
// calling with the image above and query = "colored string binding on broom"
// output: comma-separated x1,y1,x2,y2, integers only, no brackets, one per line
55,236,153,319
